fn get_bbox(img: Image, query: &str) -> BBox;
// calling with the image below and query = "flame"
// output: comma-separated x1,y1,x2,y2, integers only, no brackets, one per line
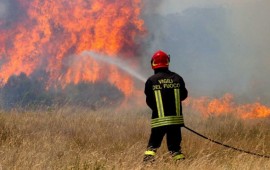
185,93,270,119
0,0,145,96
2,1,269,119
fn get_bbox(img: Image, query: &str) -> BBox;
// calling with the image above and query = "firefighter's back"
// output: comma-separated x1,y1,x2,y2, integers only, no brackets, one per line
146,69,187,128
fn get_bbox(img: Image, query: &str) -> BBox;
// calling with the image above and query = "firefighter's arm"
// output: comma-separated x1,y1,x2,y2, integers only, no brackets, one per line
144,80,155,109
180,78,188,101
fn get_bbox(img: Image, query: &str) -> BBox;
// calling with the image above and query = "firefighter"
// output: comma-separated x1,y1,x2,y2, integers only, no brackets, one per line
143,50,188,162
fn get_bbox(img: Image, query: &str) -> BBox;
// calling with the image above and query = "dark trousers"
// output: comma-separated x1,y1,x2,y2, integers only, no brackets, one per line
147,125,182,153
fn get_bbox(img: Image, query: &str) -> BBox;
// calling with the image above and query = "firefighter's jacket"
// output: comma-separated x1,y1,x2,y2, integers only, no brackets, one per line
144,69,188,128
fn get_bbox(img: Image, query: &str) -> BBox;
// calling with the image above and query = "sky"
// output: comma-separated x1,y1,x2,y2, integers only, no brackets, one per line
142,0,270,104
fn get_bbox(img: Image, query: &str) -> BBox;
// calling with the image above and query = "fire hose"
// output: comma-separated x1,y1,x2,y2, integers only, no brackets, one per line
184,126,270,158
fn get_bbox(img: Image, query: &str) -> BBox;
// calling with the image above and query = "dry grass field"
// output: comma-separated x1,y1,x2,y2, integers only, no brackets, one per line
0,106,269,170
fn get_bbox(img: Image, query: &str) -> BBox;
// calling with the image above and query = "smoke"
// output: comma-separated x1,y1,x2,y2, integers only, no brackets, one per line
142,0,270,104
1,0,270,109
228,0,270,101
0,1,6,19
0,0,26,28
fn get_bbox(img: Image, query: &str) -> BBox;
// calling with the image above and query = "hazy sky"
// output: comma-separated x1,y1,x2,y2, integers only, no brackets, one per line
143,0,270,104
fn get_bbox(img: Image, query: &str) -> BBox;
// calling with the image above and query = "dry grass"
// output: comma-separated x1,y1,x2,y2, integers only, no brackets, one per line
0,107,269,170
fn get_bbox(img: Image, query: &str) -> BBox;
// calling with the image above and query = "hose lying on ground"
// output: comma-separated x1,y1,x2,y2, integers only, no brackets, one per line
184,126,270,159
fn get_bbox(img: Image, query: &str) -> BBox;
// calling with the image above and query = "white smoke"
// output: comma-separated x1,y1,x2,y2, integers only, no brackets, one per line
156,0,257,15
0,1,8,19
143,0,270,104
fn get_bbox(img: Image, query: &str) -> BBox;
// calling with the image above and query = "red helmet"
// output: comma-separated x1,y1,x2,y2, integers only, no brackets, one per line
151,50,170,69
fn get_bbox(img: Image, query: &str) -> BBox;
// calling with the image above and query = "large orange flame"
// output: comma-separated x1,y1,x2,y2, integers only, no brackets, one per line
185,93,270,119
0,0,145,96
1,1,270,119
